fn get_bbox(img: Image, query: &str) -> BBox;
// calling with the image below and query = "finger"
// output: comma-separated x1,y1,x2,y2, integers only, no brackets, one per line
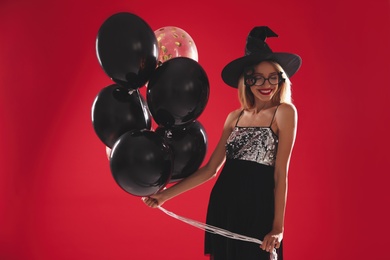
144,198,152,205
263,238,276,252
151,201,158,208
260,238,269,250
260,241,266,250
142,197,151,203
150,198,158,206
142,197,156,207
150,198,160,207
149,198,157,206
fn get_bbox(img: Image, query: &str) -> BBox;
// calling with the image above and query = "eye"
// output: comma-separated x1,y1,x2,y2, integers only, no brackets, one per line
254,76,265,80
245,77,256,85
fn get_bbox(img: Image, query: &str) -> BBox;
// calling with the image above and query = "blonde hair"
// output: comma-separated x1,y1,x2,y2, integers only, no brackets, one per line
238,61,292,109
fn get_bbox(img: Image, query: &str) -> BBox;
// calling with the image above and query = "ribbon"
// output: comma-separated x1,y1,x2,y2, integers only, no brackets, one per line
158,206,277,260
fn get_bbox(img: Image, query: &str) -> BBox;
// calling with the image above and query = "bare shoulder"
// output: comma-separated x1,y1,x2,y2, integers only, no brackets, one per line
277,103,297,119
275,103,297,131
224,108,243,130
227,108,243,120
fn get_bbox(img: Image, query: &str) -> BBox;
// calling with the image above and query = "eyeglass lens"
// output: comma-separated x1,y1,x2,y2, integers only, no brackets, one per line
245,74,280,86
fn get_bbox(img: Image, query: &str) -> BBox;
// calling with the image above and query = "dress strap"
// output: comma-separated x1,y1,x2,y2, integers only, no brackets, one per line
269,105,280,127
235,110,245,127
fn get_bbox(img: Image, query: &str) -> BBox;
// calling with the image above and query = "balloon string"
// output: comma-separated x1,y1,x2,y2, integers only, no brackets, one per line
157,206,277,260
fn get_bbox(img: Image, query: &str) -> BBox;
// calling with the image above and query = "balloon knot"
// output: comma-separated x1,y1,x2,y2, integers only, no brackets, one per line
165,130,172,139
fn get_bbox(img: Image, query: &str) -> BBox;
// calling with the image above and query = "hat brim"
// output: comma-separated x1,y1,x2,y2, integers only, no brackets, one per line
221,52,302,88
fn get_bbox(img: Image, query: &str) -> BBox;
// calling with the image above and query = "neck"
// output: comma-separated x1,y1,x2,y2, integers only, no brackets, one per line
253,101,272,113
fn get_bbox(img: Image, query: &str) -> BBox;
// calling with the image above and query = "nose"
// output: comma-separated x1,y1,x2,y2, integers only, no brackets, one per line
262,80,272,87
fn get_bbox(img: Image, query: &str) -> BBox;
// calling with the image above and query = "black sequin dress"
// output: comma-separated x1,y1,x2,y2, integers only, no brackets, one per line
204,107,283,260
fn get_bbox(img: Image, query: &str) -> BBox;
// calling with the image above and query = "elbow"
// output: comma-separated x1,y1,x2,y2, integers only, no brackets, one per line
203,163,219,180
275,176,287,187
274,172,288,188
208,167,218,179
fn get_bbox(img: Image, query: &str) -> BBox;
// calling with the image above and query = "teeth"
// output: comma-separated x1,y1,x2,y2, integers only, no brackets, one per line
259,89,272,94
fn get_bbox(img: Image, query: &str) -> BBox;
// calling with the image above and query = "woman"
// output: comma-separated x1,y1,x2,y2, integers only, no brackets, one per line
143,26,302,260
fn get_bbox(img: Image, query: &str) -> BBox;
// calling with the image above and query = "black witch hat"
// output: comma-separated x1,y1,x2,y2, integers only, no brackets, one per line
221,26,302,88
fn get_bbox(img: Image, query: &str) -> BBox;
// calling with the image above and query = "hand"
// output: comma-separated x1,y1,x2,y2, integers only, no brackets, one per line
260,229,283,252
142,192,166,208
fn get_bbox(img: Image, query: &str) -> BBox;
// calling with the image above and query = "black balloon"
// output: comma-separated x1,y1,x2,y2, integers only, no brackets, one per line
147,57,209,128
96,12,158,89
110,130,173,196
91,84,151,148
156,120,207,182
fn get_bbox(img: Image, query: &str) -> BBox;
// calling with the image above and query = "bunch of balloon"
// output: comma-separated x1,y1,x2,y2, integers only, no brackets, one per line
147,56,210,183
92,12,173,196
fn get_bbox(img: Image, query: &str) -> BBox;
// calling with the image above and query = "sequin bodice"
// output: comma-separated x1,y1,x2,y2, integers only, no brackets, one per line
226,126,278,166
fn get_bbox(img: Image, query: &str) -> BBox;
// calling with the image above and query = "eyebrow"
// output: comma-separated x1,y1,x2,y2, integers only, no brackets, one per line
252,72,278,76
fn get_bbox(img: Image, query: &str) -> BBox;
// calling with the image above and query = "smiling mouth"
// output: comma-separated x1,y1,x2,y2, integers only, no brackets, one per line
258,89,272,95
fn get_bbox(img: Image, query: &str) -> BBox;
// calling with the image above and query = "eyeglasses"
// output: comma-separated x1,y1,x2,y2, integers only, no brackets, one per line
244,72,285,87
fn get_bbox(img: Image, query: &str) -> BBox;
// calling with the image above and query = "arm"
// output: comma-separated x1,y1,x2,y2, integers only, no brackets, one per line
143,110,241,208
261,103,297,252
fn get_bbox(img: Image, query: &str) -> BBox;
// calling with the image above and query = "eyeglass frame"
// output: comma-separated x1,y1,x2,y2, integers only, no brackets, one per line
244,69,285,87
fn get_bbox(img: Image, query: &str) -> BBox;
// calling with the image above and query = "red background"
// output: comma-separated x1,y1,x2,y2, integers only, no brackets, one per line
1,0,389,259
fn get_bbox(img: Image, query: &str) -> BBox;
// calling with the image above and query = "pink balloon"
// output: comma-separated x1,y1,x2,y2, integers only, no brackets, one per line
154,26,198,64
